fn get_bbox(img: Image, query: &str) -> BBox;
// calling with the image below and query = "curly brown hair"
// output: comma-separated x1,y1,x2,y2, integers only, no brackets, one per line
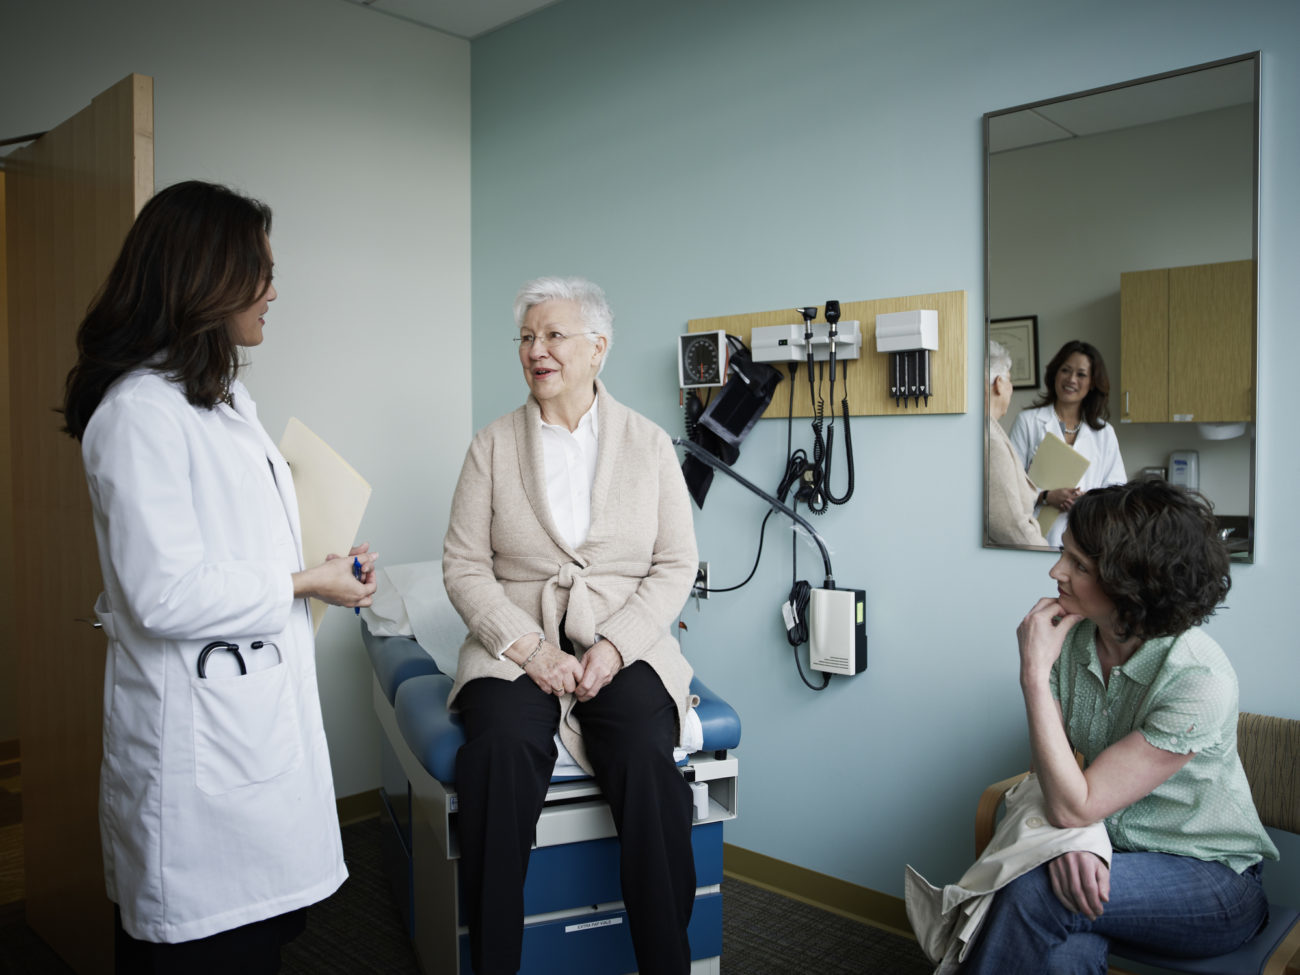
1067,478,1231,641
62,180,273,440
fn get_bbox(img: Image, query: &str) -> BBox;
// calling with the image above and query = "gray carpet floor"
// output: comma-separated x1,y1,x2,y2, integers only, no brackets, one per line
2,815,933,974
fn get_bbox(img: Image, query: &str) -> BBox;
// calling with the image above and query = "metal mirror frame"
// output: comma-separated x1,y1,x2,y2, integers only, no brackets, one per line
981,52,1260,561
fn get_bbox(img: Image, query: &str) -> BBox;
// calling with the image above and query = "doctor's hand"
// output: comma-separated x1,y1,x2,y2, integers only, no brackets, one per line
1017,597,1083,686
575,640,622,702
1048,851,1110,920
327,542,377,584
1044,487,1082,511
292,549,378,607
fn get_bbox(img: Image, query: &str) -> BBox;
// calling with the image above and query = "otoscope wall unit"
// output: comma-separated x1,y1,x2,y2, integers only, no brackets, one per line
750,321,863,365
687,290,967,417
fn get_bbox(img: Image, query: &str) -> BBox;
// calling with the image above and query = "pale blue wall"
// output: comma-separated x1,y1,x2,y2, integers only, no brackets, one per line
472,0,1300,903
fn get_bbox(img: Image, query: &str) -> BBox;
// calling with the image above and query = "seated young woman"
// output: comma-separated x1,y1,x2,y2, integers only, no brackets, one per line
963,478,1277,974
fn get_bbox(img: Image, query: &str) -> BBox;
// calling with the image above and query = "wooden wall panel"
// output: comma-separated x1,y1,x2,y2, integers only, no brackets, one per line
0,173,15,744
6,73,153,975
688,290,967,418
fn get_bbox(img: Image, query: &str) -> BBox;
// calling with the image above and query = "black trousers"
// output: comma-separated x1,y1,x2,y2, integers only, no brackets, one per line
113,904,305,975
454,661,696,975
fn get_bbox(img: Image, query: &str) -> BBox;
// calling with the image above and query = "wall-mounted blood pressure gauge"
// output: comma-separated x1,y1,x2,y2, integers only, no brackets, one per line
678,330,728,389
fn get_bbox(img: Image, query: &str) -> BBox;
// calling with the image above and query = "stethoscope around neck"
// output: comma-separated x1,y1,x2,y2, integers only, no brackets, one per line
196,640,281,679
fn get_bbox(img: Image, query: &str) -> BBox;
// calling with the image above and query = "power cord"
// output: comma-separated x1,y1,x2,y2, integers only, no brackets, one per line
701,508,776,594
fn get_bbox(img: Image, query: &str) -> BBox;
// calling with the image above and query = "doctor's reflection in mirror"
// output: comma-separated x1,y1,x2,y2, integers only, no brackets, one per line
987,341,1048,546
1008,340,1127,549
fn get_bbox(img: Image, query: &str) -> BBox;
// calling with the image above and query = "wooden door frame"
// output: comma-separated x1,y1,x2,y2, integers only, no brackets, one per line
6,73,153,975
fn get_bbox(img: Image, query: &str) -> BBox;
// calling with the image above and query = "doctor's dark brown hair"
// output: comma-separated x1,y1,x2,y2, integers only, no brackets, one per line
1067,478,1231,642
1029,339,1111,430
62,180,273,440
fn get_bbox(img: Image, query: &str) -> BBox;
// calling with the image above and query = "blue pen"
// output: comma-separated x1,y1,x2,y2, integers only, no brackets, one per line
352,556,363,615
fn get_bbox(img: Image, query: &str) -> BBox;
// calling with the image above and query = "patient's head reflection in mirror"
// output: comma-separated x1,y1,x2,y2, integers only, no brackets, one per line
987,341,1048,546
1008,340,1128,548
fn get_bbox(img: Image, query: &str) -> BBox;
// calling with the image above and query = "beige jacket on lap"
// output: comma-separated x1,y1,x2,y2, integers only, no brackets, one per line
443,380,698,774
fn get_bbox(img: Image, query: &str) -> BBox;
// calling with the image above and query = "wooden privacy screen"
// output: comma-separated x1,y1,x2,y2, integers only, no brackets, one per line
688,290,967,418
7,73,153,975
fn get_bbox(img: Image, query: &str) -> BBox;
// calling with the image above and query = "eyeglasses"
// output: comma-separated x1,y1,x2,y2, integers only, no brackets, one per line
513,330,598,351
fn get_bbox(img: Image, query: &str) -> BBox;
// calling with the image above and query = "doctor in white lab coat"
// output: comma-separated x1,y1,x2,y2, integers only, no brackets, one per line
63,181,376,974
1009,340,1126,548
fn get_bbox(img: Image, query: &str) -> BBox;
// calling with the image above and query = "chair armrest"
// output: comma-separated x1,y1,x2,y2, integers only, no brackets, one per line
975,771,1029,857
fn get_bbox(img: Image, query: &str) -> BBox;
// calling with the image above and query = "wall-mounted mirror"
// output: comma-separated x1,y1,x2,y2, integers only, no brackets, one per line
983,53,1259,561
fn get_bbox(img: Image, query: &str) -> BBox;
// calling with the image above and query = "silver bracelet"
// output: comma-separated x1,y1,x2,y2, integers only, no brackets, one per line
520,635,544,670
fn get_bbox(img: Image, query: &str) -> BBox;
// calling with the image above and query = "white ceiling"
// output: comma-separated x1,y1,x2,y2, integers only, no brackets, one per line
341,0,562,39
988,58,1256,154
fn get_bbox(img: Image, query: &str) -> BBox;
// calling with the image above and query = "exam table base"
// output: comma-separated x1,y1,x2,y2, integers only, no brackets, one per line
374,675,736,975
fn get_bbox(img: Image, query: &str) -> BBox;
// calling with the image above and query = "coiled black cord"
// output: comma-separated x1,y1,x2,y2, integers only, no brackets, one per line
783,579,830,690
822,398,855,505
784,579,810,645
805,363,828,514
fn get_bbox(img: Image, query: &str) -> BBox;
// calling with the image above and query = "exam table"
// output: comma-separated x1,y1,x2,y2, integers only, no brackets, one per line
362,615,741,975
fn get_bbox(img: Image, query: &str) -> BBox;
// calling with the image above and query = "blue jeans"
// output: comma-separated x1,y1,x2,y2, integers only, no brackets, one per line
961,852,1268,975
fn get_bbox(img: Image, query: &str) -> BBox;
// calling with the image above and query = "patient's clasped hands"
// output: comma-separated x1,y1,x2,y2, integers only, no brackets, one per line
514,635,623,701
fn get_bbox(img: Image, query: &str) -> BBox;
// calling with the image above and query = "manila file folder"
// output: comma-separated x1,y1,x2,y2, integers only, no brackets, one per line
1027,432,1090,539
279,417,372,633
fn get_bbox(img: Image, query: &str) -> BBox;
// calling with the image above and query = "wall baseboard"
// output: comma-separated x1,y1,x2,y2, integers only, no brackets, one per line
723,843,913,939
336,788,382,826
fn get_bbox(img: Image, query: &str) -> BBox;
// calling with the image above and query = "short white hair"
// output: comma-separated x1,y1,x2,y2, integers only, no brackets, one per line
988,339,1013,386
513,276,614,370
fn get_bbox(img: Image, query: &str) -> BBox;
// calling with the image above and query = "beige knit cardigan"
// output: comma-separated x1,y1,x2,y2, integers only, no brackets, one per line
987,416,1048,547
442,380,699,774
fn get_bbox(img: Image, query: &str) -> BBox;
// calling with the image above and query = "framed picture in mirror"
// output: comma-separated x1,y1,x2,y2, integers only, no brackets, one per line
989,316,1039,389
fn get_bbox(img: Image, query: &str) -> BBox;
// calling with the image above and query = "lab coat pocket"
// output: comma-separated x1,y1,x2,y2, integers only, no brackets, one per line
190,661,304,795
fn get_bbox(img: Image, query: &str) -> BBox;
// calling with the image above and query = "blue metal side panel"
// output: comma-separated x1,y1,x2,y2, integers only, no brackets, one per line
692,821,723,885
506,820,723,916
523,836,622,915
457,890,723,975
688,888,724,959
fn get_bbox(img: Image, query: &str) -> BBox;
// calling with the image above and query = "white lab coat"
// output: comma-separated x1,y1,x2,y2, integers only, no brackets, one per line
83,369,346,943
1008,405,1127,548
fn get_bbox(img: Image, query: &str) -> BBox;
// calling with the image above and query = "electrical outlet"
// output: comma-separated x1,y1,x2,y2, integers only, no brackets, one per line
692,561,709,600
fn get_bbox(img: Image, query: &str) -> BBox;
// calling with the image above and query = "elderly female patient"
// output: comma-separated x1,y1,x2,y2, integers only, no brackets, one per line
987,340,1047,547
442,276,700,975
963,478,1277,974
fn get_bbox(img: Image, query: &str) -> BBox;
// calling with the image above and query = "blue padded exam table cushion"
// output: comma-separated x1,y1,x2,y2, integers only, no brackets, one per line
364,627,742,786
